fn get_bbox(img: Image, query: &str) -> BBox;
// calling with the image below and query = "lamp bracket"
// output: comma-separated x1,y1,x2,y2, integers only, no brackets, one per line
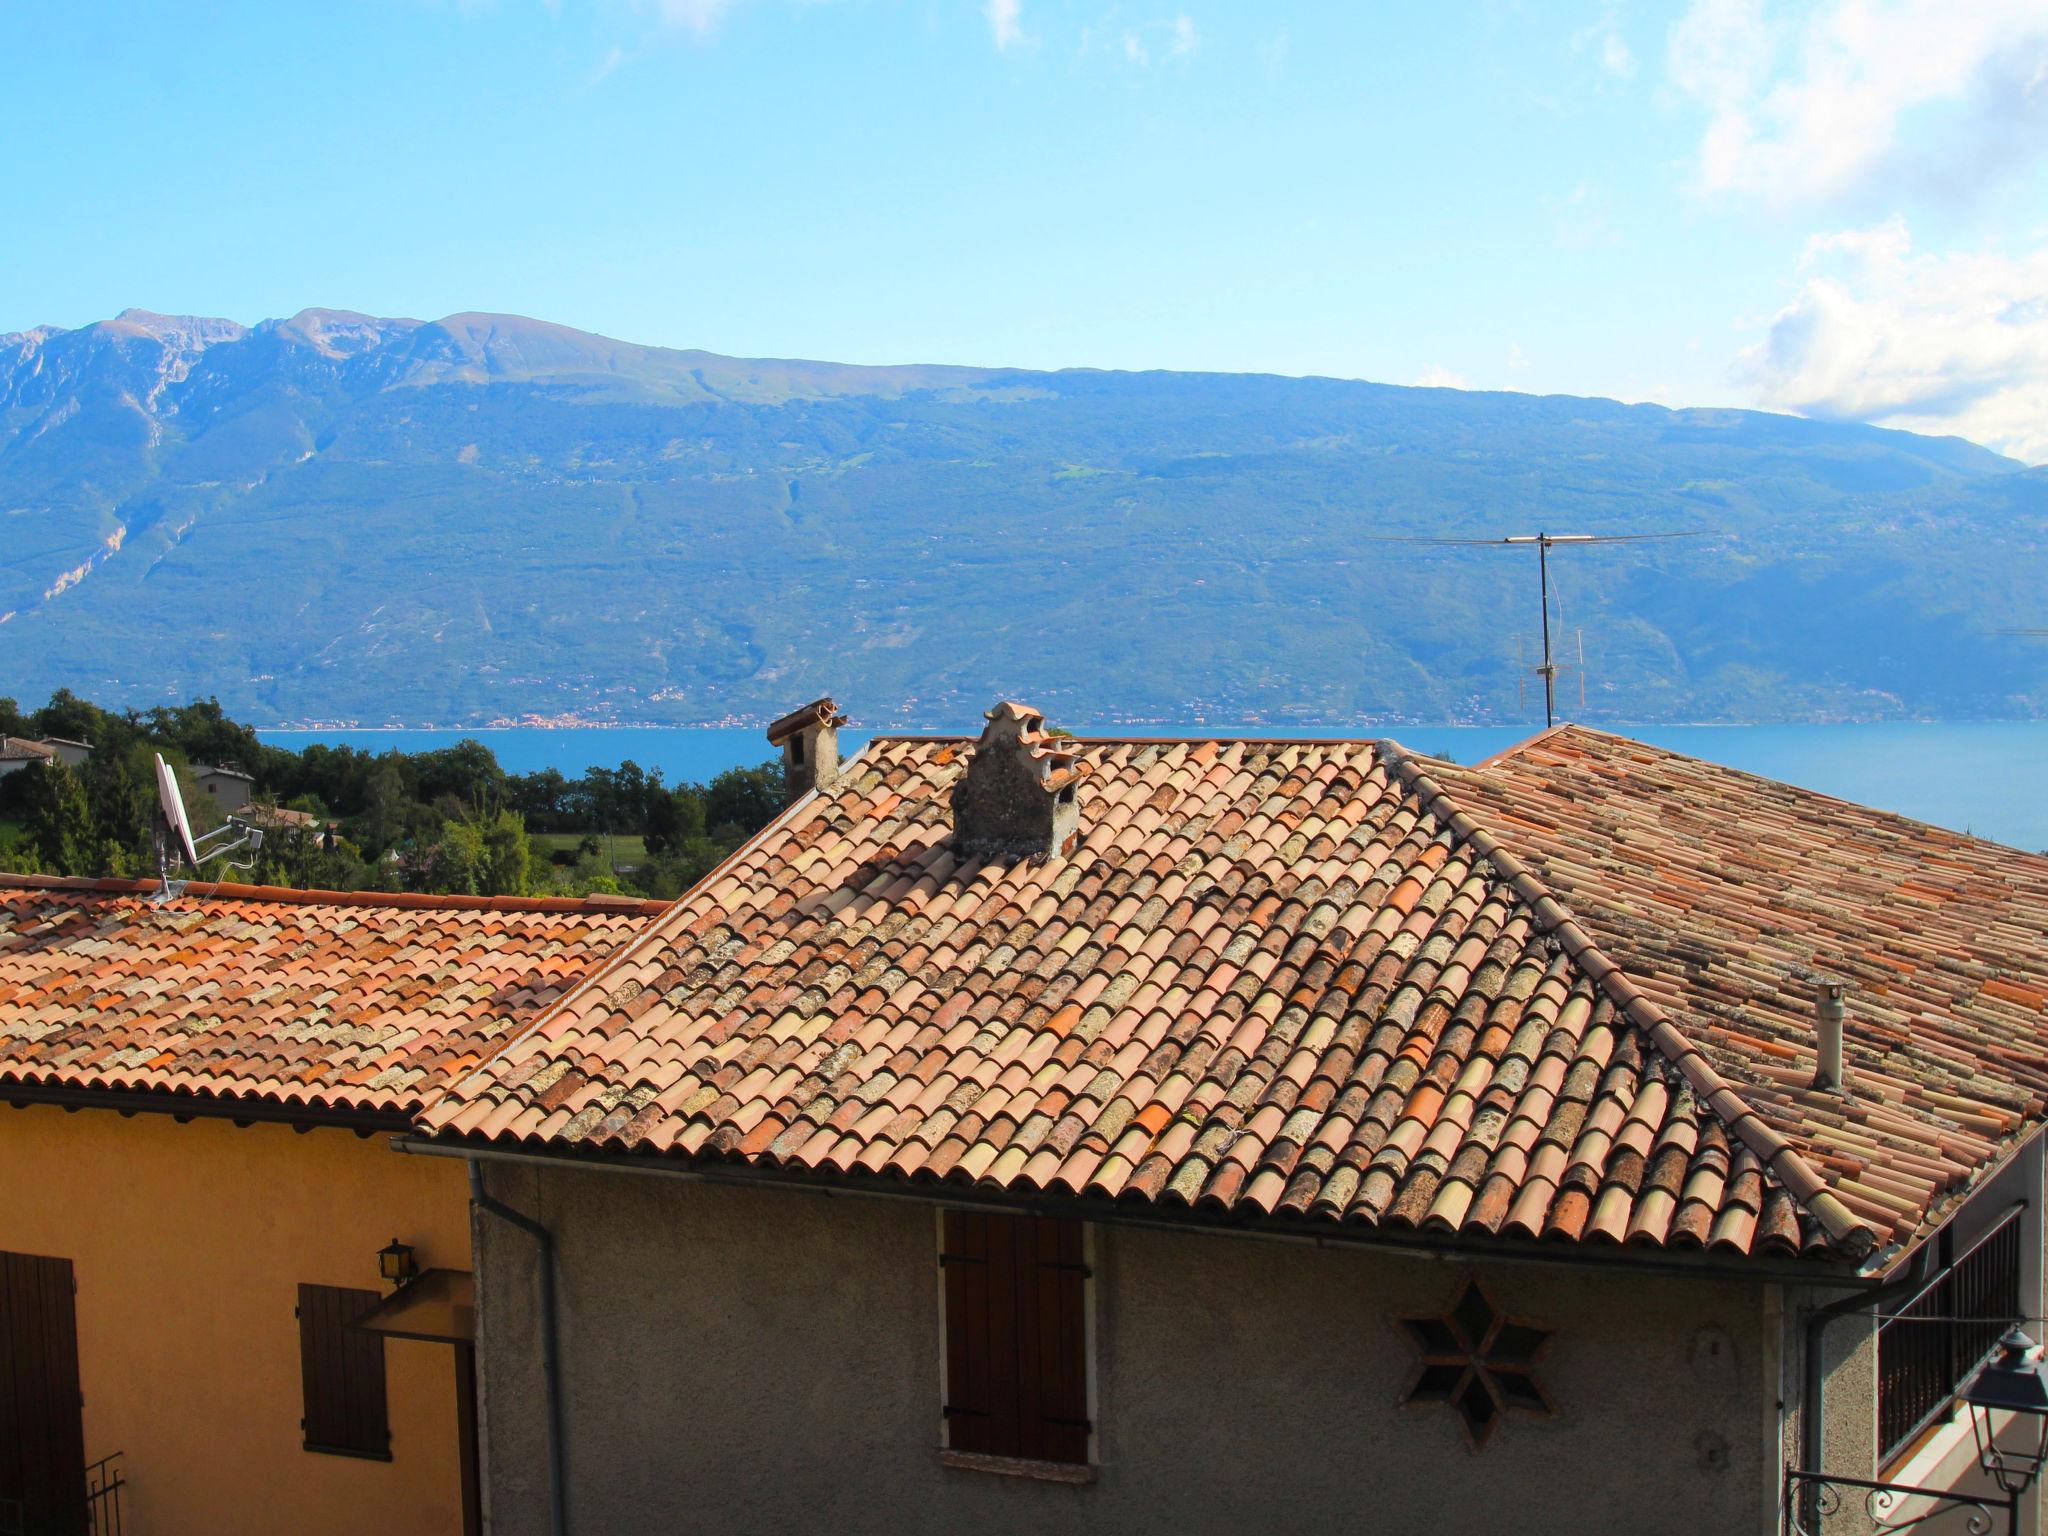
1783,1467,2015,1535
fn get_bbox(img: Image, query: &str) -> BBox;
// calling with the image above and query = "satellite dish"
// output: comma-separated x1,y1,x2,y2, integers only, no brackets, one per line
148,754,262,901
154,753,200,867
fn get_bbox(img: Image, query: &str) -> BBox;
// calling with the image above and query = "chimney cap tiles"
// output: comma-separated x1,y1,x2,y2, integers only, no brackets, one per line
951,700,1091,860
766,697,848,748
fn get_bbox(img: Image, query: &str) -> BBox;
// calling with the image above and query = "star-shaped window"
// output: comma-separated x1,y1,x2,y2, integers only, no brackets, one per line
1399,1276,1553,1447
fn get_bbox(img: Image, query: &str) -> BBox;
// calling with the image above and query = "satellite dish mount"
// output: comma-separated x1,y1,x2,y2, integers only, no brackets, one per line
152,753,263,901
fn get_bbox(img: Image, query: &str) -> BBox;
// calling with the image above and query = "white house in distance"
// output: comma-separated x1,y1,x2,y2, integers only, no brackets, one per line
0,738,55,780
192,765,255,815
35,738,92,769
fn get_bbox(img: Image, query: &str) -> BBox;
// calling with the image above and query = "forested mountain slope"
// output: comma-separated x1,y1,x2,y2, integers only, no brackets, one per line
4,308,2043,725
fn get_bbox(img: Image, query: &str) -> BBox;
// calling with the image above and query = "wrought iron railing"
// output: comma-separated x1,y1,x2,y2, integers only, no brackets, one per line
1784,1466,2016,1535
1877,1206,2023,1464
84,1454,124,1536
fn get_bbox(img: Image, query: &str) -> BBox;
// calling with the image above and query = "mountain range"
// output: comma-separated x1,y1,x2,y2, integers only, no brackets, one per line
4,307,2046,727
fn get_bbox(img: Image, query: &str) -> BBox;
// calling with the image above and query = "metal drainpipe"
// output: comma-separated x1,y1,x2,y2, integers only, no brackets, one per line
468,1159,567,1536
1800,1246,1935,1513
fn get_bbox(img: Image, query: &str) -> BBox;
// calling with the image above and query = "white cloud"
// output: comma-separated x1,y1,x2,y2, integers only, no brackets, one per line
985,0,1023,51
638,0,740,33
1414,365,1470,390
1736,217,2048,462
1667,0,2048,205
1575,6,1636,80
1507,343,1530,371
1108,13,1197,69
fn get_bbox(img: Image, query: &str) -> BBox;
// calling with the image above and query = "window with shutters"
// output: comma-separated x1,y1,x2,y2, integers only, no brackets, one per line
297,1283,391,1460
939,1210,1092,1467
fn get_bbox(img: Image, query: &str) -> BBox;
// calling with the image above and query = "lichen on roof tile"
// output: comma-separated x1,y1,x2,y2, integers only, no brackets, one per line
420,732,1868,1263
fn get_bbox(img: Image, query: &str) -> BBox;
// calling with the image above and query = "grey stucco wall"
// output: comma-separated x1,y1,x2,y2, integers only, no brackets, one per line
473,1162,1778,1536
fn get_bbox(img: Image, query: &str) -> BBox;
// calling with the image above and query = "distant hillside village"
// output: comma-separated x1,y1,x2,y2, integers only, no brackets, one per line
0,690,783,900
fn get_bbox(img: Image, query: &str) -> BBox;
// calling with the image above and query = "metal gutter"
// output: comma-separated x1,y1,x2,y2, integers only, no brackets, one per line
1798,1195,2027,1514
1799,1245,1934,1518
463,1160,567,1536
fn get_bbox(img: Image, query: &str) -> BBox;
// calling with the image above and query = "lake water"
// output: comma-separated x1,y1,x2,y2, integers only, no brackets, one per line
256,721,2048,853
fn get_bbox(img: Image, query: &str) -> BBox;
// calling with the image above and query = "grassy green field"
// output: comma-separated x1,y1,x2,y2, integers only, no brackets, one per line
530,831,648,865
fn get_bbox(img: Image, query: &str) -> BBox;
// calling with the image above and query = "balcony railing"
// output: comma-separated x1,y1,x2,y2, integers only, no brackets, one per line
84,1454,124,1536
1877,1205,2024,1464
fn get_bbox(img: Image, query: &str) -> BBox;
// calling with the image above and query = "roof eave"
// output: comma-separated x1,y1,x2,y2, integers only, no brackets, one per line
398,1131,1878,1287
4,1078,414,1133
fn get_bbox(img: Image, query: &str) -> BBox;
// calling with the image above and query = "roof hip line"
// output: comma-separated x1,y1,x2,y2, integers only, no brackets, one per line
1376,739,1878,1264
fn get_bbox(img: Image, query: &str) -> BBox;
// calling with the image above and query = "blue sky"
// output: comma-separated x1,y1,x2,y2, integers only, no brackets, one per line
5,1,2046,457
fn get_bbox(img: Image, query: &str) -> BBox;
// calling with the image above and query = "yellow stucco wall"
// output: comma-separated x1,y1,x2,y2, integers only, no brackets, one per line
0,1104,471,1536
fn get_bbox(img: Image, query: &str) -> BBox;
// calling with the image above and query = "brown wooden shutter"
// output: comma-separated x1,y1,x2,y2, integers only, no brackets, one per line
941,1212,1089,1465
296,1283,390,1460
1,1250,89,1536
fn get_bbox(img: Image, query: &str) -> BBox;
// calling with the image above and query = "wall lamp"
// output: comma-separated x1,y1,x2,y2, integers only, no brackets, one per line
377,1238,419,1289
1963,1326,2048,1497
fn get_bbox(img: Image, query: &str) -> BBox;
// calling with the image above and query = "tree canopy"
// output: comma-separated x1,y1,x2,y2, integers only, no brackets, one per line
0,691,784,901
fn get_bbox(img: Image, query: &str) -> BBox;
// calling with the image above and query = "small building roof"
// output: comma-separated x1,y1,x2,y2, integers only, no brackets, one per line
35,736,91,750
240,803,321,830
425,719,2042,1269
0,737,55,762
0,875,664,1122
194,764,256,783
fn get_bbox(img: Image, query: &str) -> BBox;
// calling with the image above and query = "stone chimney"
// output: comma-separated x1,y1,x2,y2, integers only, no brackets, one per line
766,697,847,805
951,701,1091,860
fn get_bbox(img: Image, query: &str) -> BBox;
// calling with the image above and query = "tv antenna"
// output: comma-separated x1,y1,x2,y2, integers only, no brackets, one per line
1375,530,1706,726
1519,629,1586,715
152,753,263,902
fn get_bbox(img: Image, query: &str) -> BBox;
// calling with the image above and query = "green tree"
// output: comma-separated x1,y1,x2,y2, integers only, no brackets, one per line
644,786,708,856
414,809,530,896
704,762,783,837
84,749,152,863
418,821,485,896
415,740,507,817
142,697,261,774
32,688,106,749
22,760,94,876
355,762,433,858
476,809,531,897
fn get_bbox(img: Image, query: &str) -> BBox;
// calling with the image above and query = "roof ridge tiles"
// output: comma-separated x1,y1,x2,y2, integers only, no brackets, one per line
1375,739,1879,1264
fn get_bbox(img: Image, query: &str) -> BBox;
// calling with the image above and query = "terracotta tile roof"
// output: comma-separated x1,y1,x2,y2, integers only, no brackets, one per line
1416,725,2048,1260
240,804,322,831
422,726,1870,1264
0,874,663,1119
0,736,55,763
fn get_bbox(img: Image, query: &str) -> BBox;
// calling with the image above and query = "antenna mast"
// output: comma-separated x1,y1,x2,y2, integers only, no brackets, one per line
1373,529,1707,727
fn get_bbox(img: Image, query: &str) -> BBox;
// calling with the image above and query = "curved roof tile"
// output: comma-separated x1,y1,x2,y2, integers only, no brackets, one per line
421,735,1871,1263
